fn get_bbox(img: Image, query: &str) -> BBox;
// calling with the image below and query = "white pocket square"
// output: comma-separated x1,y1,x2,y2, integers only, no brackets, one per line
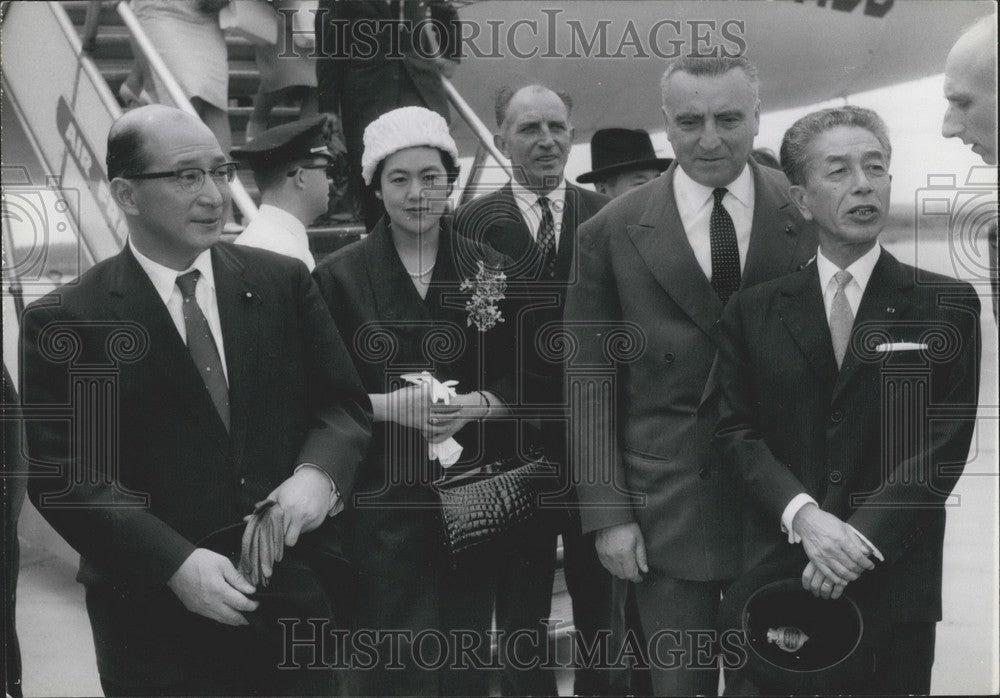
875,342,928,352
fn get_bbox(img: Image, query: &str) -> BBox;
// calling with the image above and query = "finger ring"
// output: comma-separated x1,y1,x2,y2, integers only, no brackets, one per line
821,581,832,588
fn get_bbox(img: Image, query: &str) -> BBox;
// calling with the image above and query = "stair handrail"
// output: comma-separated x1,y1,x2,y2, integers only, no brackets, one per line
419,22,512,199
440,75,512,181
116,0,258,222
50,0,123,118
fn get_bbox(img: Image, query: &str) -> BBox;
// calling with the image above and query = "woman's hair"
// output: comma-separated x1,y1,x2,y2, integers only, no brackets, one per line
370,147,460,195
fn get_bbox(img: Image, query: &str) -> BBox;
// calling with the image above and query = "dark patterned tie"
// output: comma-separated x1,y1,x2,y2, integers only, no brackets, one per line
537,196,557,278
176,270,230,431
710,187,741,304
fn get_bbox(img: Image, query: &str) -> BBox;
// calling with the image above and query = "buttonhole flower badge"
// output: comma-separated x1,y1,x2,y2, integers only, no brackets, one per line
460,261,506,332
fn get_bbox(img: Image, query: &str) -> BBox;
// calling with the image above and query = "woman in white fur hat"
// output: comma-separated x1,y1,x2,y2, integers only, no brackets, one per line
312,107,517,696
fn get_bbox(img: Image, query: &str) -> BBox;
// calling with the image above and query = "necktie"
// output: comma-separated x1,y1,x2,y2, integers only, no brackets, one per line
830,270,855,369
537,196,557,278
710,187,741,304
176,271,230,431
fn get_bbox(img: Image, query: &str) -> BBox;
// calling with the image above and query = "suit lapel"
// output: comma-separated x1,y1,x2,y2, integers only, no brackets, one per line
553,185,578,280
777,263,838,383
627,167,724,338
212,245,263,468
484,184,535,259
832,250,913,402
364,220,433,323
554,184,601,280
742,161,808,286
108,247,231,454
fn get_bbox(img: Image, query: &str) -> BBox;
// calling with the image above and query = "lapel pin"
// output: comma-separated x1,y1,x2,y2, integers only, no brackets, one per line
784,224,794,234
244,291,254,301
886,306,895,314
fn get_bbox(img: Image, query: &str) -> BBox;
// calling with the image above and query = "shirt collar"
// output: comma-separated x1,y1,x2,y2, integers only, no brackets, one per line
510,177,567,212
674,162,753,210
816,243,882,294
129,238,217,305
257,203,307,240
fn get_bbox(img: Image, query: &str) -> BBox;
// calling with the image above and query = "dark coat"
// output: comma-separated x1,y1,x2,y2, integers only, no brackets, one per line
311,219,516,696
454,182,609,462
20,243,372,693
565,161,817,581
315,0,459,125
21,243,371,589
714,250,980,622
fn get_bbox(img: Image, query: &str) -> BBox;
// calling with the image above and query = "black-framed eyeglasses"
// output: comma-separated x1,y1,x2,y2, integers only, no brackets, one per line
124,162,239,193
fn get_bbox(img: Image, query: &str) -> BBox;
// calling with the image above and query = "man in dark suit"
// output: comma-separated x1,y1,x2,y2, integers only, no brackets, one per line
20,105,372,696
576,125,672,697
454,84,608,696
942,14,997,325
565,56,816,695
316,0,460,229
714,106,980,694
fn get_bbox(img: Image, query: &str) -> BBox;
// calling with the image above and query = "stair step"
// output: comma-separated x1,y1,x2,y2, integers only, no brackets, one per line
62,0,122,27
95,58,262,100
59,1,365,234
81,24,258,62
228,105,305,139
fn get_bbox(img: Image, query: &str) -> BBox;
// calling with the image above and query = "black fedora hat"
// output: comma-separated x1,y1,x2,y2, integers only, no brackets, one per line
718,553,881,693
576,128,672,184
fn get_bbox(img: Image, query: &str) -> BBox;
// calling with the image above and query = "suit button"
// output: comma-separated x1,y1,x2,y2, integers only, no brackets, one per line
698,467,711,480
829,470,843,484
663,352,675,363
830,410,844,423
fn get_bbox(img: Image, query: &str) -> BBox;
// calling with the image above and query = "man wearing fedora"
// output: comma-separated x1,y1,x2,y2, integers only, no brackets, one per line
714,105,980,693
577,128,672,200
566,56,816,695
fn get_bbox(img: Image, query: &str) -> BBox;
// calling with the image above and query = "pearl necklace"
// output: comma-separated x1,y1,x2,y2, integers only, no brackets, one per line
406,263,435,279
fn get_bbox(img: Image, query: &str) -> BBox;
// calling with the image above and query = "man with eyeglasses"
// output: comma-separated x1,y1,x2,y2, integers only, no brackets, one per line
20,105,372,695
232,116,347,271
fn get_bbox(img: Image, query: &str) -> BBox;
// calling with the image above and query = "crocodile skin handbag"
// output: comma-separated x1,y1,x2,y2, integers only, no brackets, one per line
436,451,556,556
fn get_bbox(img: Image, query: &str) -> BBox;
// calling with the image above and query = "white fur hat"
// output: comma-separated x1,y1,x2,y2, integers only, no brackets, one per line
361,106,459,186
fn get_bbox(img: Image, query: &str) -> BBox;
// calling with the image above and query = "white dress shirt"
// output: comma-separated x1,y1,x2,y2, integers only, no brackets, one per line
510,177,568,251
780,244,884,560
129,239,229,383
235,204,316,271
673,163,755,279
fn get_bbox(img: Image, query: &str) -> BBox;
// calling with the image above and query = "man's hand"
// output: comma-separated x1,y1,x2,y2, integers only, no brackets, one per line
595,522,649,582
792,504,875,586
167,548,258,625
801,560,847,600
266,467,334,546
